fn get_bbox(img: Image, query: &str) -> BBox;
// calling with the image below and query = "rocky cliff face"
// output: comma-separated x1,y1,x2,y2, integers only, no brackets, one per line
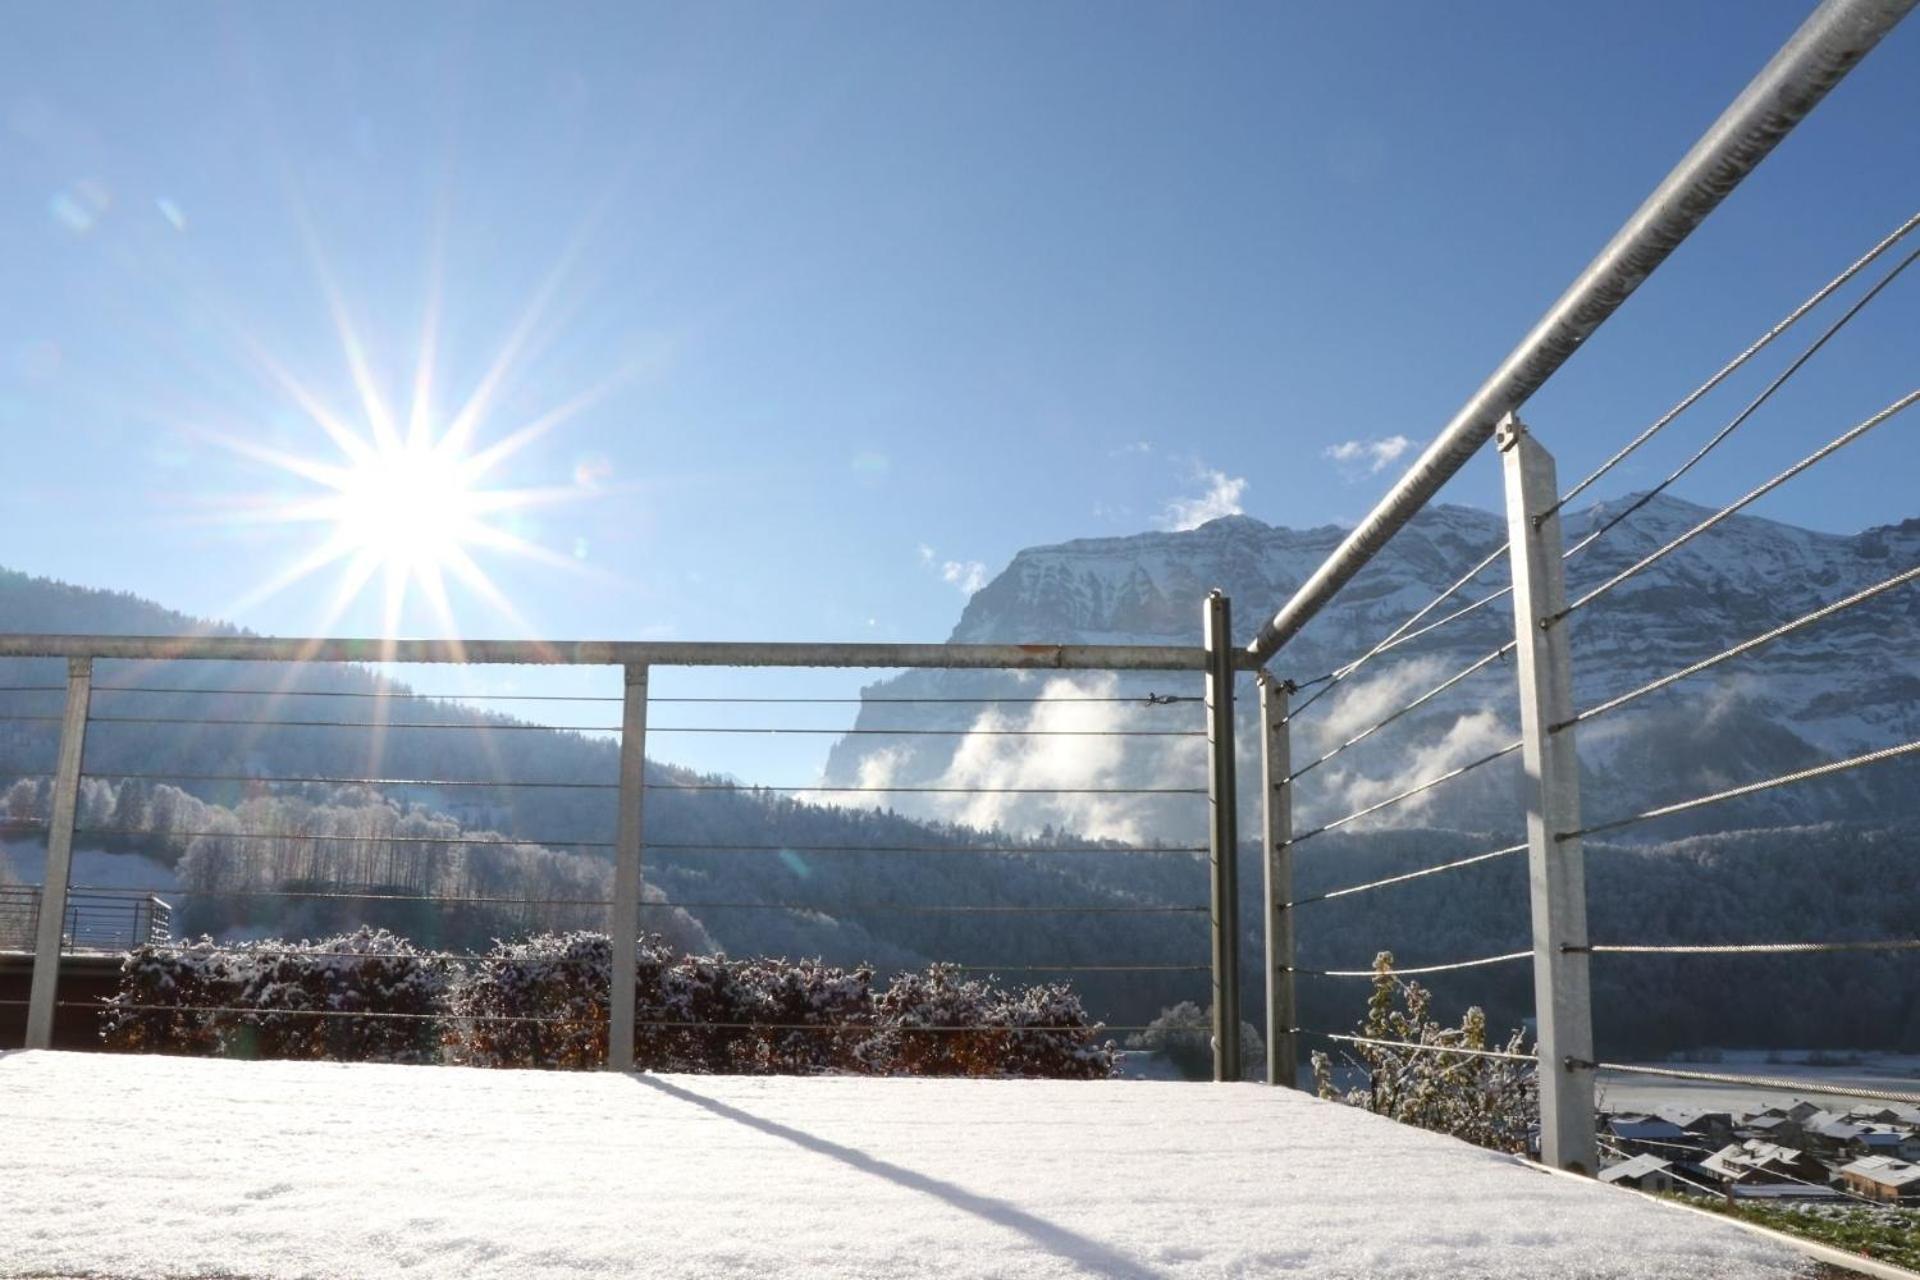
824,496,1920,842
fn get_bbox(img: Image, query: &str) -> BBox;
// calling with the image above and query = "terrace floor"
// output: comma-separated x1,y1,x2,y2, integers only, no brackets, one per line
0,1050,1813,1279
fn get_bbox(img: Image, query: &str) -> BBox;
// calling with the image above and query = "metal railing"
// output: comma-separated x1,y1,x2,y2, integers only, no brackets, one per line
0,632,1261,1079
1245,0,1917,1188
0,886,171,952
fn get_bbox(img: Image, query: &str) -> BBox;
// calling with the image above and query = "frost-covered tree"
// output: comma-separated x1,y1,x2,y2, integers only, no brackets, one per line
1311,951,1535,1153
1129,1001,1265,1081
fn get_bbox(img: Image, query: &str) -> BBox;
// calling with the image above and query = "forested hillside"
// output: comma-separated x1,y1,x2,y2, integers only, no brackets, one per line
3,563,1916,1055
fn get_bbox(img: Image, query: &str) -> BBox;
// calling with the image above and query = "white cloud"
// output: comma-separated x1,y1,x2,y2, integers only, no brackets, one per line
941,560,988,594
1324,434,1415,477
1159,468,1247,531
917,544,989,595
1109,440,1155,457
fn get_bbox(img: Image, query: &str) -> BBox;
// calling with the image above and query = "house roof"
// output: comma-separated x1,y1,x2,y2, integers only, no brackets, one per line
1608,1117,1689,1141
1702,1141,1814,1180
1808,1119,1865,1141
1840,1157,1920,1189
1599,1155,1672,1184
1851,1106,1920,1127
1654,1107,1729,1130
1729,1184,1845,1201
1741,1116,1790,1131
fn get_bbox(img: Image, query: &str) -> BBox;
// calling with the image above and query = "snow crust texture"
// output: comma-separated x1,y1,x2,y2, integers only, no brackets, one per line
0,1051,1810,1280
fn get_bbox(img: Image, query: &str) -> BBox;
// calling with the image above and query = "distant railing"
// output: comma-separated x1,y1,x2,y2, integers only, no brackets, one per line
0,885,171,952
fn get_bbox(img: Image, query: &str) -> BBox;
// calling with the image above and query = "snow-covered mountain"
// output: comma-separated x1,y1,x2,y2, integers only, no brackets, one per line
824,495,1920,841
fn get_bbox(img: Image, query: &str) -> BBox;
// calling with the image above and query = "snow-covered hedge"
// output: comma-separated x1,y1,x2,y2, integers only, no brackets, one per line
871,964,1115,1080
449,934,880,1075
102,930,1115,1078
101,928,447,1064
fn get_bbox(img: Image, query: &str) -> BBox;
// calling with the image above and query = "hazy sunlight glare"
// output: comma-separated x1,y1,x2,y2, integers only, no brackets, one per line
333,439,481,573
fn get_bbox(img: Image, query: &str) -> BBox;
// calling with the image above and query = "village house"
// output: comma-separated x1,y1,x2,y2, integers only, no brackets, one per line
1652,1107,1733,1148
1851,1125,1920,1162
1597,1098,1918,1207
1734,1114,1798,1144
1598,1154,1676,1194
1837,1156,1920,1204
1798,1111,1867,1160
1698,1140,1830,1194
1604,1115,1696,1158
1848,1106,1920,1129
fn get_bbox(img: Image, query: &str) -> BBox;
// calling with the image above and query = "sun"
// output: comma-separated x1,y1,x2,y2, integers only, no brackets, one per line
191,208,638,641
330,439,489,575
206,344,614,642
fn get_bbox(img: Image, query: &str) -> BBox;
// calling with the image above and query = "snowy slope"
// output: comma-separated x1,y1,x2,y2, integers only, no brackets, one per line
0,1050,1809,1280
824,497,1920,840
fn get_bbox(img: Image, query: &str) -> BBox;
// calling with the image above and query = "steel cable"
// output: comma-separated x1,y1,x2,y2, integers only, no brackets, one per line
1565,738,1920,840
1286,544,1512,720
1577,939,1920,956
1556,564,1920,730
1573,1059,1920,1108
78,770,1205,796
90,686,1188,706
1285,739,1523,847
1284,213,1920,711
81,944,1201,975
1546,210,1920,524
1300,1029,1536,1065
1292,949,1531,978
69,828,1201,856
86,714,1202,737
54,1000,1151,1034
1284,843,1529,909
1553,387,1920,623
1289,642,1515,782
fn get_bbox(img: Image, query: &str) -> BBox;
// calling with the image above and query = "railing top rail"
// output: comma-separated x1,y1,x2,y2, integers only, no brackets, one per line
0,633,1236,672
1246,0,1915,666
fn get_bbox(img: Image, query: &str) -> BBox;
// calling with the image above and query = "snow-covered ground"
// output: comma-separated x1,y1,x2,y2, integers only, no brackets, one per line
0,1052,1814,1279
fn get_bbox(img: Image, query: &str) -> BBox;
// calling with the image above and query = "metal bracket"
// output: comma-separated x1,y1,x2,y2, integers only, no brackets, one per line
1495,411,1528,452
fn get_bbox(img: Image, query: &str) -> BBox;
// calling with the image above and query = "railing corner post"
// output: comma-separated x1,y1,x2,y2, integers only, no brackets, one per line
1204,591,1242,1082
607,662,649,1072
25,655,92,1051
1499,414,1598,1174
1259,670,1297,1087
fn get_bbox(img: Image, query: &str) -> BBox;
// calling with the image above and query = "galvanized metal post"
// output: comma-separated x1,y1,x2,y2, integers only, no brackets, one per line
1258,671,1297,1088
1203,591,1241,1082
26,656,92,1050
607,662,649,1071
1499,415,1597,1174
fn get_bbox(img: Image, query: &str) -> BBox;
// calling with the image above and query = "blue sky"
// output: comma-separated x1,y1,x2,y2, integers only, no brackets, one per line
2,2,1916,778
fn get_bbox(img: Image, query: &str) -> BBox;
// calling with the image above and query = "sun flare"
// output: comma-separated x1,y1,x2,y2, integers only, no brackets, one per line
330,440,488,573
210,357,607,643
195,210,634,642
